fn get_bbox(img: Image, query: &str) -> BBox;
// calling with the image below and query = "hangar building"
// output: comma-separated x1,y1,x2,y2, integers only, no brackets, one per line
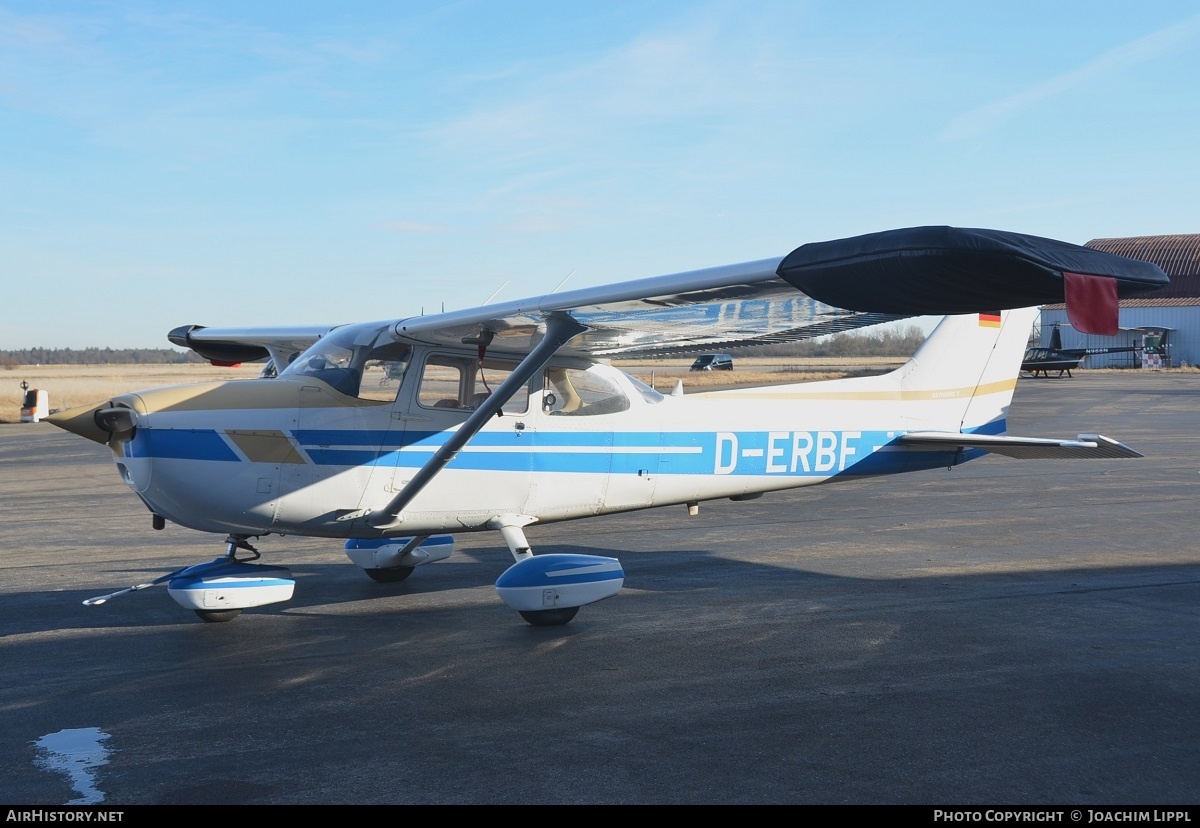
1039,234,1200,368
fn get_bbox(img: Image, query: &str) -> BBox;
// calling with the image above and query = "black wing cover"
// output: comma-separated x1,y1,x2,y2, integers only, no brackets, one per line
777,226,1168,315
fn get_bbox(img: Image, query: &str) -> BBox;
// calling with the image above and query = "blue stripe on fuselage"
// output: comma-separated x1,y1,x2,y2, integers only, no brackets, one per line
124,420,1006,478
291,430,687,449
295,424,1005,477
127,429,239,462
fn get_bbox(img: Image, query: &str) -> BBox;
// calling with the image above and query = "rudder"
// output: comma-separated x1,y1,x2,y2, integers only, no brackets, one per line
898,307,1039,434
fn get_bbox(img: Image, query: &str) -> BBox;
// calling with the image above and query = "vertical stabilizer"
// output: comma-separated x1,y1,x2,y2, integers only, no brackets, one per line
898,307,1039,434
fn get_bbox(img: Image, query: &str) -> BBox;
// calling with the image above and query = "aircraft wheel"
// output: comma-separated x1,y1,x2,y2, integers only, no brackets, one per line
519,607,579,626
364,566,415,583
194,609,242,623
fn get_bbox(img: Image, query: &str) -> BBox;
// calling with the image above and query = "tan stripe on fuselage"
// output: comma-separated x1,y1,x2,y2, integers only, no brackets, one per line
128,378,388,413
225,430,306,464
695,378,1017,401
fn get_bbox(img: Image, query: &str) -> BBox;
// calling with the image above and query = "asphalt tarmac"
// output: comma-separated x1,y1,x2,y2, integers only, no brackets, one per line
2,372,1198,805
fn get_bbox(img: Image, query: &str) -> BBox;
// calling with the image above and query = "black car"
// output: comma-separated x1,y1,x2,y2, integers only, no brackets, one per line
690,354,734,371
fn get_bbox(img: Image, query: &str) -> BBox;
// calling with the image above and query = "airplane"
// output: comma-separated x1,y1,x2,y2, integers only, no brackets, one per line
46,226,1169,626
1020,324,1138,378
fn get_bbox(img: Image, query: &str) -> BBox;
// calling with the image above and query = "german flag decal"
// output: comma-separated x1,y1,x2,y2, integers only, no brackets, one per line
979,311,1002,328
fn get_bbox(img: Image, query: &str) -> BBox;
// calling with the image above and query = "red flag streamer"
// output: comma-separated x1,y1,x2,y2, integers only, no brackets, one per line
1064,272,1119,336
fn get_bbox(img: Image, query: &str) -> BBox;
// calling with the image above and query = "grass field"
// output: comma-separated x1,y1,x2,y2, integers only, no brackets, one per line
4,363,262,422
6,357,1192,424
3,358,909,423
614,356,904,393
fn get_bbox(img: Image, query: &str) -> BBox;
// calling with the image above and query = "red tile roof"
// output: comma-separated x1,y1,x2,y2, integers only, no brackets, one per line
1086,234,1200,300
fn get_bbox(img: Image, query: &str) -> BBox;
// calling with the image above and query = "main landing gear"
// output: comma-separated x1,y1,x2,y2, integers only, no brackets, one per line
349,527,621,625
489,515,624,626
363,566,414,583
519,606,581,627
84,523,622,626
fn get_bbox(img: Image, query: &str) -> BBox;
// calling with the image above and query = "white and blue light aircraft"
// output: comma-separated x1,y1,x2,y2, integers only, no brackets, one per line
48,227,1168,625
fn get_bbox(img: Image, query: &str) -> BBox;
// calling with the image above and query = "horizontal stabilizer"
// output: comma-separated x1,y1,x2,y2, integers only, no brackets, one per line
899,431,1142,459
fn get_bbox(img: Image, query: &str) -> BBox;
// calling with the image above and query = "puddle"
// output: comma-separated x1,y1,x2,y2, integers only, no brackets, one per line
32,727,112,805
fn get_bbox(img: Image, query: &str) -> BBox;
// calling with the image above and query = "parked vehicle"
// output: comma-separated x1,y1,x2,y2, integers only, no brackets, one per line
690,354,734,371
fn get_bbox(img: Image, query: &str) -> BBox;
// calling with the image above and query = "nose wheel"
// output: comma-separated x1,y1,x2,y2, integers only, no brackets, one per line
192,536,256,621
167,536,295,622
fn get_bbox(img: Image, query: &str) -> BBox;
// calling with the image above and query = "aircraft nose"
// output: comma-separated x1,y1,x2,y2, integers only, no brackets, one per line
45,401,140,445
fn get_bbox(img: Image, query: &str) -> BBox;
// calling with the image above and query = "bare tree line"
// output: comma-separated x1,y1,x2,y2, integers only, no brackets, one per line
2,326,927,368
725,325,928,358
1,348,203,367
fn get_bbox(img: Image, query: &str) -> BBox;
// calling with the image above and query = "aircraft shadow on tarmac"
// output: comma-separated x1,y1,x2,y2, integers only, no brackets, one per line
8,541,1200,635
7,542,803,632
8,543,1200,806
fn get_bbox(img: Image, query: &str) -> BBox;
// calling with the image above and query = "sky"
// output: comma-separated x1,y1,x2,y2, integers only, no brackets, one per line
2,1,1198,349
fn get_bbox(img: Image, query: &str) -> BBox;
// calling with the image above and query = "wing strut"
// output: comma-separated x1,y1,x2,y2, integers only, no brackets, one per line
368,313,587,529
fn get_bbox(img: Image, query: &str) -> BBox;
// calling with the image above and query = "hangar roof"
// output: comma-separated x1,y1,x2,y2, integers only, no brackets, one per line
1087,235,1200,300
1044,234,1200,308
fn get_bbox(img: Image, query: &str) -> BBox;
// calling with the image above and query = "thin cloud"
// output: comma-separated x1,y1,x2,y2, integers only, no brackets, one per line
378,220,451,234
426,6,836,162
941,13,1200,142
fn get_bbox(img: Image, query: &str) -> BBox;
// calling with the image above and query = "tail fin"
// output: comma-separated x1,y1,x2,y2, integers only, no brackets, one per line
898,307,1038,434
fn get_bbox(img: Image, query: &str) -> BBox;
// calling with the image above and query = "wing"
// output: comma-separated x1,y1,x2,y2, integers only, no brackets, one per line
168,226,1170,362
168,324,334,367
899,432,1142,459
392,258,909,358
775,226,1168,335
168,260,912,363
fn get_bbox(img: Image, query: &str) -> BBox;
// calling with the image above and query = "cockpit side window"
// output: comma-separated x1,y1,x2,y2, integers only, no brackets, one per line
543,366,631,416
419,356,469,410
358,343,413,402
417,355,530,414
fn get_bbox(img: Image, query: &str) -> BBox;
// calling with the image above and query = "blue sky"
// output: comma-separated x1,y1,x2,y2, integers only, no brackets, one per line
2,1,1198,348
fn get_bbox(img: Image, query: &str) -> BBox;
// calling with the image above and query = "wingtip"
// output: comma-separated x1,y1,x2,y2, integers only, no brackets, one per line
1076,433,1143,459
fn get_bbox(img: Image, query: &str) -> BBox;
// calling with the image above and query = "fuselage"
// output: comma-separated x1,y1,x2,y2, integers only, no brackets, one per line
64,347,1002,539
48,308,1039,541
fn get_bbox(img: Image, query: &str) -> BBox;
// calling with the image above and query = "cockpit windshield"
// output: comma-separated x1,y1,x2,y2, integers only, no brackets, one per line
623,371,665,404
281,324,412,401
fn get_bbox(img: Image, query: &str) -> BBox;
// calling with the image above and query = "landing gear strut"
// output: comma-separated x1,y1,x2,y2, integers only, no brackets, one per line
224,535,261,560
